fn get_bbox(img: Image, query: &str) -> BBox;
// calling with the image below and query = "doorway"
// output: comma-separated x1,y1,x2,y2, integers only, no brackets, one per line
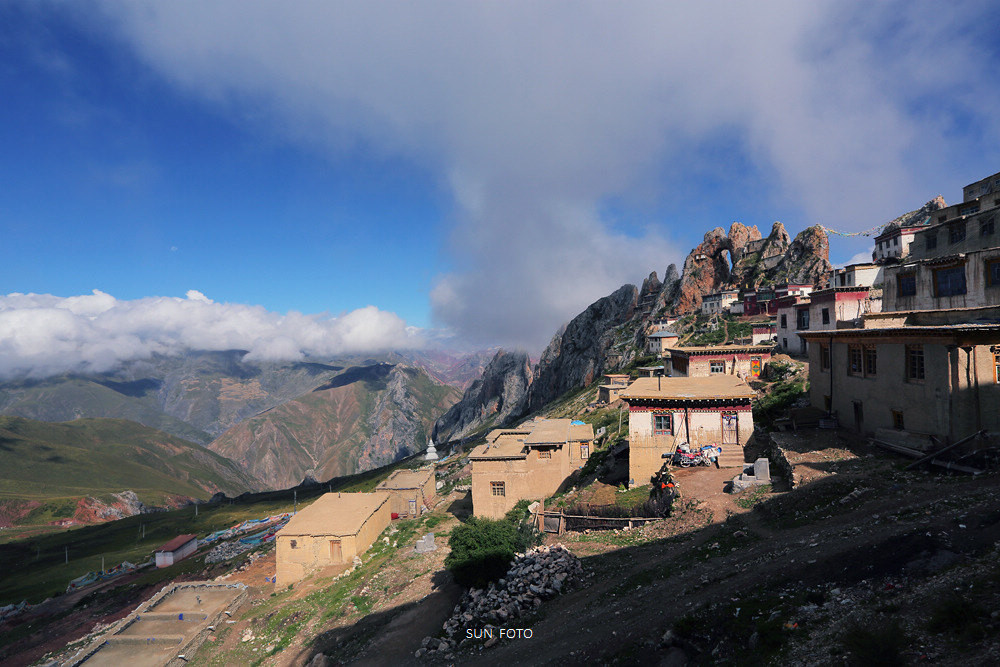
329,539,342,562
721,411,738,445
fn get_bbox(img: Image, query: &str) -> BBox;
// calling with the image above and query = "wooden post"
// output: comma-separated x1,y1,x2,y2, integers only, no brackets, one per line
536,499,545,532
557,512,565,535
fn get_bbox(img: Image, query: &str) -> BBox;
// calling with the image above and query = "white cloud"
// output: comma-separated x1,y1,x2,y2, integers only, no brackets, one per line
0,290,419,378
79,1,1000,347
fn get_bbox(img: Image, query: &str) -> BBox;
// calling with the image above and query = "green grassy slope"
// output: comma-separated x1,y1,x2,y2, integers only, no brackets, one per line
0,416,260,506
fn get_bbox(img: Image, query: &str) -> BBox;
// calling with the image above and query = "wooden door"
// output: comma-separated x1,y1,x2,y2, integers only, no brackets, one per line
409,499,417,516
329,539,342,562
721,411,738,445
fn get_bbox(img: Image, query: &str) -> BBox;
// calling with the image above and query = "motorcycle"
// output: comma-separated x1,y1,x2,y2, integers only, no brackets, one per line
671,443,721,468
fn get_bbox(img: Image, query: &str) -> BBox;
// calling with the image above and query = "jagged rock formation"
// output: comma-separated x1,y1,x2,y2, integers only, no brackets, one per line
431,350,532,443
433,219,835,438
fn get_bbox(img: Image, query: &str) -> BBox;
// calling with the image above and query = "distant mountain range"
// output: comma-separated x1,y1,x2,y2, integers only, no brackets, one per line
210,363,460,489
0,349,473,502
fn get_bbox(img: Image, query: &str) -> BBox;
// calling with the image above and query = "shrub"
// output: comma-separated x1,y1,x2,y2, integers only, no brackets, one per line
445,517,524,588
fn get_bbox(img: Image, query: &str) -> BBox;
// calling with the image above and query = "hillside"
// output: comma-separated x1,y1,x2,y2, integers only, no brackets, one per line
209,364,461,489
0,416,259,528
434,221,832,442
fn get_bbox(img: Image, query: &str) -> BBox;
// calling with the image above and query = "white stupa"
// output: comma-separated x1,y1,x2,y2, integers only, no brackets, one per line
424,437,439,461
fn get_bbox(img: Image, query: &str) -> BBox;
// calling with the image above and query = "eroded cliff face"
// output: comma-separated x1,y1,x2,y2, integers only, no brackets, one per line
528,284,638,412
431,350,532,443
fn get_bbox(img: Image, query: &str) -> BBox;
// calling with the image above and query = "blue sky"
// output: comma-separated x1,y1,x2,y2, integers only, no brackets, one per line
2,1,1000,375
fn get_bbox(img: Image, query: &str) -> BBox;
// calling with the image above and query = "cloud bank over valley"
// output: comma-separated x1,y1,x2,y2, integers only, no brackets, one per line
0,290,418,379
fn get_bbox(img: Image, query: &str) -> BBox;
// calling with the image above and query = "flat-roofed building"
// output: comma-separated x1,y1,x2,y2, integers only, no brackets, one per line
669,345,772,379
275,492,390,584
470,420,594,518
598,373,632,403
376,468,436,519
622,376,756,485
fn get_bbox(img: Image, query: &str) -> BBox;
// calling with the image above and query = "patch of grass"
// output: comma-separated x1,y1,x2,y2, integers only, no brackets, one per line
734,484,772,510
614,484,652,508
840,618,909,666
926,593,987,640
350,594,373,614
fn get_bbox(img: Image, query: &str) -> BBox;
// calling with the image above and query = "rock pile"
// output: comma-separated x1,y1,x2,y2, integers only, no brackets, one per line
205,540,252,564
416,545,582,659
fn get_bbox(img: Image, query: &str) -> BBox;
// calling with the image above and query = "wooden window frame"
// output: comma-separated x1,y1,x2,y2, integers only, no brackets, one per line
933,264,967,297
709,360,725,374
986,258,1000,288
864,345,877,377
848,344,863,376
653,413,673,436
491,481,505,497
906,345,925,382
538,449,552,459
580,444,590,460
897,272,917,297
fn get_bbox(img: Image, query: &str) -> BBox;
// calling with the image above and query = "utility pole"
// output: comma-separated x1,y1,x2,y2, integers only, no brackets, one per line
293,490,297,513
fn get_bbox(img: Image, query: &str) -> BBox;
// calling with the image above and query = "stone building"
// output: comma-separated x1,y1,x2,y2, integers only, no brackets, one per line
669,345,772,379
275,492,390,584
469,419,595,519
622,376,756,486
646,331,680,356
701,289,740,315
376,468,436,519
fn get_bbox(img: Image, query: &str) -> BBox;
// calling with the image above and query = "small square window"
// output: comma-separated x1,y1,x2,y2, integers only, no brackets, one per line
538,449,552,459
491,481,505,497
949,223,966,244
653,414,672,435
709,360,725,374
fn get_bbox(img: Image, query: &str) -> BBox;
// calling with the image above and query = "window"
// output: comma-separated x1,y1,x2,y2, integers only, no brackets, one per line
822,308,830,325
981,217,995,237
864,345,877,376
934,265,967,297
958,204,980,216
491,481,505,497
797,309,810,330
710,360,725,374
892,411,904,430
897,273,916,297
538,450,552,459
894,237,899,246
581,444,590,459
906,345,925,381
994,348,1000,383
653,414,673,435
926,233,937,251
780,314,787,329
987,259,1000,287
949,223,966,244
783,337,788,349
820,344,830,370
848,344,863,376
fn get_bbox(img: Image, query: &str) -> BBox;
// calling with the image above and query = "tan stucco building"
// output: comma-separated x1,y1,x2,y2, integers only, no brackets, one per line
376,468,436,518
669,345,772,379
598,373,631,403
275,492,390,585
470,420,595,519
622,376,756,486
